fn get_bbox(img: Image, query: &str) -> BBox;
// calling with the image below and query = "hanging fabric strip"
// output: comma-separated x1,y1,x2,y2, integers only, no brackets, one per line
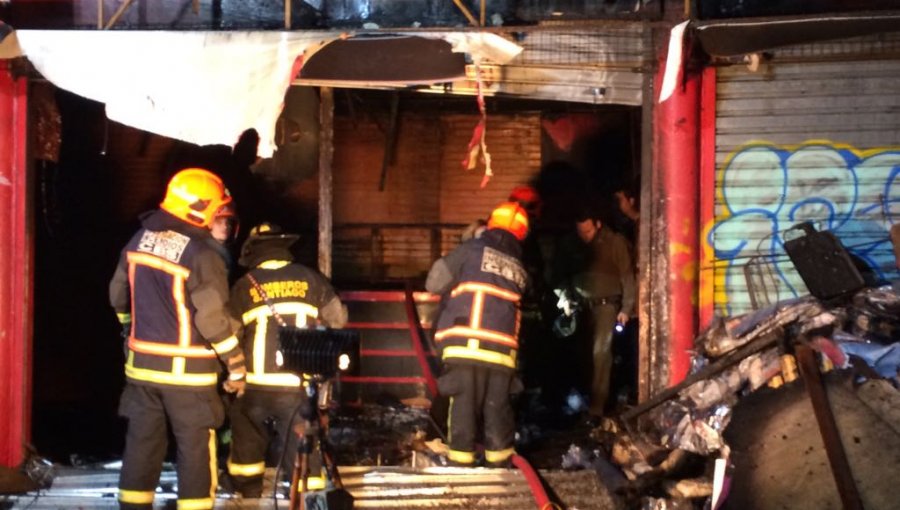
460,62,493,188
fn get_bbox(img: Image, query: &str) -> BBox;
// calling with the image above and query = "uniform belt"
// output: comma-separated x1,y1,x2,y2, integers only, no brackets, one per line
588,296,621,307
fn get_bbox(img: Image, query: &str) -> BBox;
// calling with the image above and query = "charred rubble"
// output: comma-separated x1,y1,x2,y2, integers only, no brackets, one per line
247,284,900,509
580,287,900,510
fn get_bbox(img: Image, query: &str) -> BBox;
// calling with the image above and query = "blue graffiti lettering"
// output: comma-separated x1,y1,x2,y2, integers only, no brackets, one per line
709,143,900,316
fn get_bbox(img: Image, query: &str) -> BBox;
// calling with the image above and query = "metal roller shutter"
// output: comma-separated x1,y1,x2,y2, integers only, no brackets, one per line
451,24,647,106
710,33,900,316
438,113,542,225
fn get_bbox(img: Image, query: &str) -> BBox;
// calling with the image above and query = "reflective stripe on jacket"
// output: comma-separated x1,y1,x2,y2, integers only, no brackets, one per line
124,241,225,386
431,229,526,370
110,210,241,389
229,260,342,390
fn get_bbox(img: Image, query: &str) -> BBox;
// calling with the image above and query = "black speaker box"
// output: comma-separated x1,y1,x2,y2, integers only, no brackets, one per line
783,222,865,301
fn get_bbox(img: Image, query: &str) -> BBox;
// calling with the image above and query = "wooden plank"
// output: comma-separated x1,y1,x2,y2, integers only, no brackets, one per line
318,87,334,278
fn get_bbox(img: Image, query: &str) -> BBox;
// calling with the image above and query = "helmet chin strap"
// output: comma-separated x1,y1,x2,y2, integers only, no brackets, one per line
187,210,207,226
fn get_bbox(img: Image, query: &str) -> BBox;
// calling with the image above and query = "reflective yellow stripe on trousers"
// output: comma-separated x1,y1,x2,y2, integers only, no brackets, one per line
485,447,516,463
177,497,214,510
227,458,266,477
447,449,476,464
119,489,155,504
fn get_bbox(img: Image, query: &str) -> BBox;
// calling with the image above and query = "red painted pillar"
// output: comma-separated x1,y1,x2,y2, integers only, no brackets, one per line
656,48,701,386
698,66,717,332
0,60,32,468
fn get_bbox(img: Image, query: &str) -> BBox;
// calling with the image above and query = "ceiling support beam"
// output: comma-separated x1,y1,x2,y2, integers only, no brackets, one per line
103,0,136,30
285,0,292,29
452,0,480,27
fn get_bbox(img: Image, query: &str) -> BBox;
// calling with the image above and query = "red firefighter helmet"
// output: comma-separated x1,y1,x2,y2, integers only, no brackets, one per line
508,184,541,218
160,168,232,228
487,202,529,241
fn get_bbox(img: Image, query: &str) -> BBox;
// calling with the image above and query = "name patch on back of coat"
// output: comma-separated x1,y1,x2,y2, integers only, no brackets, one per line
481,247,526,288
137,230,190,263
249,280,309,303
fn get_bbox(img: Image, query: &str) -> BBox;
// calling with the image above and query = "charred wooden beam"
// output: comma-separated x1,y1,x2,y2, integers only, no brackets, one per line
318,87,334,278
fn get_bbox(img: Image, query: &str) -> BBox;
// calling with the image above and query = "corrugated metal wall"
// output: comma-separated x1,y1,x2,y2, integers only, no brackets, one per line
332,111,540,283
439,113,542,224
710,33,900,316
333,115,442,225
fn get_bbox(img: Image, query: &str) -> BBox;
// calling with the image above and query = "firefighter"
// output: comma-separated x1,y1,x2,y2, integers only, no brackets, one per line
426,202,529,467
226,223,348,497
208,202,239,277
109,168,247,510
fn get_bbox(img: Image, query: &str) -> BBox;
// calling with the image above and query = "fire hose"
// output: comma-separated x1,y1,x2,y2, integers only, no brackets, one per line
403,285,560,510
512,454,558,510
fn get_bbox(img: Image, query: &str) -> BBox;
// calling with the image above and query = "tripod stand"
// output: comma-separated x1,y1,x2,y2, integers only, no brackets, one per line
287,377,351,510
273,326,359,509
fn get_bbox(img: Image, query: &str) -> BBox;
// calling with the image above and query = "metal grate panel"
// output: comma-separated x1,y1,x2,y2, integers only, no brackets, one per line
710,34,900,316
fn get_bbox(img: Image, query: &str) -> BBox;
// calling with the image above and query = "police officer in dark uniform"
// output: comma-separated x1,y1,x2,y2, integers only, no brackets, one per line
109,168,247,510
426,202,529,467
572,209,635,419
226,223,347,497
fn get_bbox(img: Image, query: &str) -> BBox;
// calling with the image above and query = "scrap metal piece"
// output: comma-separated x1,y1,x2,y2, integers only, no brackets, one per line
621,329,783,421
795,344,864,510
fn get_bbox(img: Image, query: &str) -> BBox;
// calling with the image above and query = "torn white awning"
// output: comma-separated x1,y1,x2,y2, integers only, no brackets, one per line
9,29,522,158
13,30,335,157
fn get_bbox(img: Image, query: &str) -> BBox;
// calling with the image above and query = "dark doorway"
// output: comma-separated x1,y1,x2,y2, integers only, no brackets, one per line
29,86,642,462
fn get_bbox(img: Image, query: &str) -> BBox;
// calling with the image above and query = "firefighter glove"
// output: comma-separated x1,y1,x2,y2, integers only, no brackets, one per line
223,371,246,397
117,312,132,340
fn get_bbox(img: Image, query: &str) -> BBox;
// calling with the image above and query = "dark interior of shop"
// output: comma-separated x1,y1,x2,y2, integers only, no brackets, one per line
30,87,641,464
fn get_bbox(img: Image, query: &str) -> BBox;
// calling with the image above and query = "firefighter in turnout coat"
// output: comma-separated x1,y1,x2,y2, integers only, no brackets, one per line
109,168,247,510
226,223,348,497
426,202,529,467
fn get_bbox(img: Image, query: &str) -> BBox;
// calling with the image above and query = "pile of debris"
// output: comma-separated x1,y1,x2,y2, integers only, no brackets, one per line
328,402,441,467
588,287,900,509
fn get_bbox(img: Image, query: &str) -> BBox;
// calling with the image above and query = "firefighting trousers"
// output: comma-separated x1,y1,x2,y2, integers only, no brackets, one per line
227,389,322,497
588,303,618,417
117,383,224,510
438,363,517,466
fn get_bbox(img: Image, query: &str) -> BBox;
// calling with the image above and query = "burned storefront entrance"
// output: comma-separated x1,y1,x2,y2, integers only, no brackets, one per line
321,88,643,420
288,23,650,432
3,20,653,508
